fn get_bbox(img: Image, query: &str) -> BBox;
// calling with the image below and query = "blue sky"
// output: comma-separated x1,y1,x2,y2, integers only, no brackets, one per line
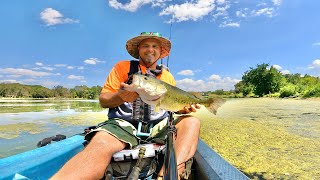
0,0,319,91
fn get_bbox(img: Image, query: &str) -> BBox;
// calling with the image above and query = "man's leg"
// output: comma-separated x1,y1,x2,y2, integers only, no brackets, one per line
158,116,200,179
51,131,126,180
175,116,200,176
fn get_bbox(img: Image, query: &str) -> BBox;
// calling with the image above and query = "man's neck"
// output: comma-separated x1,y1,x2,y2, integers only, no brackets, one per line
139,59,158,70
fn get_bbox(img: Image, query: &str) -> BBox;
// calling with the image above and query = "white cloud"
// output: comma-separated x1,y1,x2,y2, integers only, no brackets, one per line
36,62,43,66
177,70,194,76
6,75,22,78
0,68,52,77
236,10,246,18
252,7,276,17
216,0,226,5
281,70,290,75
312,42,320,46
40,8,79,26
54,64,67,67
42,67,55,71
0,80,20,84
78,66,84,70
160,0,215,22
67,66,74,69
212,2,230,20
309,59,320,69
23,79,36,83
107,0,281,25
176,76,240,92
39,81,61,88
219,21,240,28
272,64,282,70
109,0,168,12
209,74,221,81
272,0,282,6
84,58,105,65
68,75,85,81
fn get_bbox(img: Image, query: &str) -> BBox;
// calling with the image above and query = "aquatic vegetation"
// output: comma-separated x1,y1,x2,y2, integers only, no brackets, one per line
51,111,108,126
0,123,45,139
198,98,320,179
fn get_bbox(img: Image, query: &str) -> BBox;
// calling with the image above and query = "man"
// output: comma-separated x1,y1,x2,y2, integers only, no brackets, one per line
51,32,201,180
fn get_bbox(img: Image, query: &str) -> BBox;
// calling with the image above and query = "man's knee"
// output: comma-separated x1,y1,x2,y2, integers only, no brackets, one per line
88,131,125,154
177,116,200,130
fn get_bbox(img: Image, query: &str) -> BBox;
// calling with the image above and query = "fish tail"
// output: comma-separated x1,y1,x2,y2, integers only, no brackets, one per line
204,98,226,114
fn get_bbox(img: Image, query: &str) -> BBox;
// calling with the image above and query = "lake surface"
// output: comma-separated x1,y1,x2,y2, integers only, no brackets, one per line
0,98,319,179
0,99,107,158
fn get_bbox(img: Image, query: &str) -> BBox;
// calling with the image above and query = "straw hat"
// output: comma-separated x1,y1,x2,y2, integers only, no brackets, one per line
126,32,171,59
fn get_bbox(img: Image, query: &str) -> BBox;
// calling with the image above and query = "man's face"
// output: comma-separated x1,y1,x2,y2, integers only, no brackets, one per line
138,38,162,67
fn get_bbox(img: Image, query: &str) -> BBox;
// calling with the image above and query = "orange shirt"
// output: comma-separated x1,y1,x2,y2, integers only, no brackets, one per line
101,60,176,93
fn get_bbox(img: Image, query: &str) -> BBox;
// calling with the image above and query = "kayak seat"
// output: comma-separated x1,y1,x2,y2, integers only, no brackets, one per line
103,143,165,180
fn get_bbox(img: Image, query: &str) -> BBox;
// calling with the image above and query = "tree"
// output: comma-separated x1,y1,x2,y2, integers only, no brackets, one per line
234,81,254,96
53,85,70,98
242,63,284,97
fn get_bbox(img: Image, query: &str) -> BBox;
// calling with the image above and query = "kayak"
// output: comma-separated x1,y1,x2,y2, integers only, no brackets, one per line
0,135,248,180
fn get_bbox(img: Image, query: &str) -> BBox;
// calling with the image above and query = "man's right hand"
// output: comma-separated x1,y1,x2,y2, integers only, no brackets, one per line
118,83,139,102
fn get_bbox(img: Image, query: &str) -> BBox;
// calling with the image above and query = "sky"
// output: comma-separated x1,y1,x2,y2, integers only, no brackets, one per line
0,0,319,92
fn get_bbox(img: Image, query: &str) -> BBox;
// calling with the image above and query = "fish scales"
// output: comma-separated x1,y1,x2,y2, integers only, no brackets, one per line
131,74,225,114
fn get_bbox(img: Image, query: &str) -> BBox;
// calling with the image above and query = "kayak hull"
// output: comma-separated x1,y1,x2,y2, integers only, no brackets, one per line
0,135,248,180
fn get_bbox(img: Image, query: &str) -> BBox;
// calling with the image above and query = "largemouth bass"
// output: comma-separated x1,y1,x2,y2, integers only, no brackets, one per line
131,74,225,114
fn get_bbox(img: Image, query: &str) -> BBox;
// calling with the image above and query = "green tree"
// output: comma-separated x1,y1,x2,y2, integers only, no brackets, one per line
53,85,70,98
71,85,90,98
242,63,284,97
29,85,52,98
234,81,254,96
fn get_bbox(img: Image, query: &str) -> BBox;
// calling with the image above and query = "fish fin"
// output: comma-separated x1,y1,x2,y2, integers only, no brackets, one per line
204,98,226,114
190,92,202,99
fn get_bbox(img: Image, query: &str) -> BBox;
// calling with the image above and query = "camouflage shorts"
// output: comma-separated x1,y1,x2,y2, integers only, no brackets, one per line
85,118,171,148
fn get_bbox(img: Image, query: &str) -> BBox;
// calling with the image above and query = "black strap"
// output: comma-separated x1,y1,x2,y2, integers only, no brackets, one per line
127,60,140,84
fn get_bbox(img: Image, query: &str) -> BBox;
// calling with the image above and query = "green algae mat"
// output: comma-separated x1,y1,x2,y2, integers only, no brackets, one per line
195,98,320,179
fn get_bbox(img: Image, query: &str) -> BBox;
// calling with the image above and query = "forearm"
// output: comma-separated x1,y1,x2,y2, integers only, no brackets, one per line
99,90,139,108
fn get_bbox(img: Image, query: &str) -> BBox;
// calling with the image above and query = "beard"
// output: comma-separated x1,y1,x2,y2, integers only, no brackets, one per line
145,56,153,63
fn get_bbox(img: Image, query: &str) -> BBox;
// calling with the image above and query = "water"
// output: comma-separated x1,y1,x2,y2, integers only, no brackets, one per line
0,99,108,158
1,98,319,179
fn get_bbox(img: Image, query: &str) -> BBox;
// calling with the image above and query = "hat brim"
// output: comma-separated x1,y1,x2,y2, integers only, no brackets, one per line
126,35,171,59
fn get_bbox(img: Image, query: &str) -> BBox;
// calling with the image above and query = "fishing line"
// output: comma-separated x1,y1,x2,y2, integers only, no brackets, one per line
166,20,173,68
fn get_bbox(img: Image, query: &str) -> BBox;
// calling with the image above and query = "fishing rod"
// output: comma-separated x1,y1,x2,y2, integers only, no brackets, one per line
163,111,178,180
161,17,173,68
162,12,178,180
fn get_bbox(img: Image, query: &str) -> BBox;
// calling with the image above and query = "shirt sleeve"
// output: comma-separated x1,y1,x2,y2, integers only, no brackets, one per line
101,61,130,93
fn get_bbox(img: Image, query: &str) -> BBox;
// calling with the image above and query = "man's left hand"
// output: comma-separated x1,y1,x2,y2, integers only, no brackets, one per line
176,104,201,114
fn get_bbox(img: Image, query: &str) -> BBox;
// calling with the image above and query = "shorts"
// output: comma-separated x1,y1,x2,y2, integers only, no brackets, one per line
85,117,171,148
